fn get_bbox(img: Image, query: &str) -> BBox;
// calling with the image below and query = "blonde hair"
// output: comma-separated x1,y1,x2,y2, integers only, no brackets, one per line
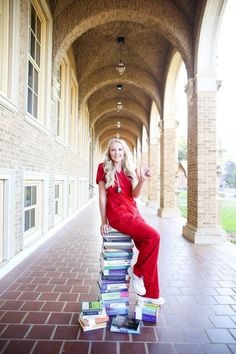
103,138,137,189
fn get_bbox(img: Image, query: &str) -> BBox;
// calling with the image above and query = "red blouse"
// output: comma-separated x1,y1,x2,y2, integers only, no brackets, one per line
96,163,139,223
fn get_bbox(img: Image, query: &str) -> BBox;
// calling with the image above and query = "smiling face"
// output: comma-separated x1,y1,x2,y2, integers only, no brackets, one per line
109,141,125,166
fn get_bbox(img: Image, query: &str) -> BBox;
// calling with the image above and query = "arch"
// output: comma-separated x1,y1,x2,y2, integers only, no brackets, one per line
80,66,162,114
100,130,136,152
90,98,148,129
196,0,226,90
53,1,192,76
164,51,185,121
150,102,160,138
94,117,141,141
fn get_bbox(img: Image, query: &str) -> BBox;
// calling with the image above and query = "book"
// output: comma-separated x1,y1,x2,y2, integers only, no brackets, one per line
100,290,129,301
102,247,133,255
100,258,131,270
98,272,129,285
103,301,129,315
134,302,159,323
110,315,141,334
101,259,131,266
99,297,129,305
81,301,103,316
103,235,132,242
78,318,107,332
97,281,129,293
103,269,129,276
79,305,108,331
103,241,133,249
106,228,132,237
79,313,109,326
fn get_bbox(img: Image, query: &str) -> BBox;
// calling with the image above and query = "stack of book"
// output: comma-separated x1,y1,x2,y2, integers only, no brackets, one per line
78,301,109,331
98,228,133,316
134,300,160,323
110,314,141,334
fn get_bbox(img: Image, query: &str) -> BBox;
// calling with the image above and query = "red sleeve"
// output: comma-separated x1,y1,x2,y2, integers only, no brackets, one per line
96,163,106,184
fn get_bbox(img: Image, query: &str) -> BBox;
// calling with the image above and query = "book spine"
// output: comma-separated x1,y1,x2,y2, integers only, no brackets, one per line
105,308,129,316
101,259,131,266
110,327,140,335
100,297,129,304
100,291,129,300
103,269,128,275
98,282,129,290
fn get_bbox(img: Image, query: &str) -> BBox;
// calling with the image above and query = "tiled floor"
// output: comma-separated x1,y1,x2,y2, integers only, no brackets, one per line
0,199,236,354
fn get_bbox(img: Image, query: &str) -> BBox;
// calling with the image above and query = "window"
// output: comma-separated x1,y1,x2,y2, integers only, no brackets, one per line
26,0,52,127
78,178,88,208
24,181,41,244
27,2,41,118
0,0,10,95
56,61,66,139
0,180,4,263
56,65,62,136
24,185,36,232
54,181,63,222
69,76,78,150
68,179,75,215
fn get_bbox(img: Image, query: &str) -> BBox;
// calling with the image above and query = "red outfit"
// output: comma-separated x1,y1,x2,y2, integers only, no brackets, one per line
96,163,160,298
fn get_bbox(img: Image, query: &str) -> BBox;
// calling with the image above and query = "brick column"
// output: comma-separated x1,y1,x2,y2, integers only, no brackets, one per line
182,77,226,243
147,136,160,208
141,139,149,203
157,120,181,218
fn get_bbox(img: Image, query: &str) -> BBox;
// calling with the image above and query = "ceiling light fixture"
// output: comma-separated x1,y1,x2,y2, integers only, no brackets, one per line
117,121,121,128
117,100,123,112
117,84,123,90
116,133,120,139
116,36,126,76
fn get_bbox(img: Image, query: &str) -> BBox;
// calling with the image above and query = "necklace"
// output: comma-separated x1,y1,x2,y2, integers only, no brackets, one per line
114,170,122,193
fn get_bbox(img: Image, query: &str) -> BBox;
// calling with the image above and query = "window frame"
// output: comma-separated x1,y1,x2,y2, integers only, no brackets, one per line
68,177,76,215
0,169,16,262
25,0,52,132
23,180,42,244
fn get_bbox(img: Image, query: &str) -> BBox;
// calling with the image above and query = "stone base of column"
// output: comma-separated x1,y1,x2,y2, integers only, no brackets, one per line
147,200,158,208
182,223,226,244
157,207,181,218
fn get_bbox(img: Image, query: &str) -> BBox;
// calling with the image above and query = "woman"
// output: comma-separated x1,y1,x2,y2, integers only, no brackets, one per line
96,138,164,305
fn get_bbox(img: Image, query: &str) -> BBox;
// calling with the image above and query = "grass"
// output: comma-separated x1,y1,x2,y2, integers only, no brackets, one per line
220,201,236,234
178,191,236,234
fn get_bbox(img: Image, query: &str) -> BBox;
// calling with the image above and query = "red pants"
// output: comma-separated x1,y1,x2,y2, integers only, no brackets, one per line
109,213,160,298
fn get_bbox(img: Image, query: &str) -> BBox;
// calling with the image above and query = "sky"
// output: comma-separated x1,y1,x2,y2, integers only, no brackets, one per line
216,0,236,161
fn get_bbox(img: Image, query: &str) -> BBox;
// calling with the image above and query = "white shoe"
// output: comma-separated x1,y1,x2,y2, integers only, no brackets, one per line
136,295,165,306
128,267,146,296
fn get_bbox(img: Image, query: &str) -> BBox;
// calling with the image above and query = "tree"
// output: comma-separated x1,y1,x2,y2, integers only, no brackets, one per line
178,136,187,162
223,160,236,188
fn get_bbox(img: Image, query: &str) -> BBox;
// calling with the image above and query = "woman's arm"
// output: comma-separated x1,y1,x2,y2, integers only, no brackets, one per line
132,166,151,199
98,181,109,235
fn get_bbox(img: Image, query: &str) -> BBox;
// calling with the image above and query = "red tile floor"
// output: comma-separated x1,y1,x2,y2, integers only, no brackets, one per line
0,199,236,354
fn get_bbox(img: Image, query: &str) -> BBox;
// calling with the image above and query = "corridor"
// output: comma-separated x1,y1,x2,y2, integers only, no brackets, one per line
0,199,236,354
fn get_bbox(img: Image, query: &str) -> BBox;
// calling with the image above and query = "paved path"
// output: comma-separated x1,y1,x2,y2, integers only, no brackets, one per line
0,199,236,354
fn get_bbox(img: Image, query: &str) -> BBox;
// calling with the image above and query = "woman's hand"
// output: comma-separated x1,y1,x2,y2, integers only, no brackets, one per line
100,223,109,236
136,166,152,182
132,166,152,198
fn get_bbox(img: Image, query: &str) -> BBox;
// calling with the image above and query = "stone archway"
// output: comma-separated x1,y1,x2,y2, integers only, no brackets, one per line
158,51,183,218
183,0,226,243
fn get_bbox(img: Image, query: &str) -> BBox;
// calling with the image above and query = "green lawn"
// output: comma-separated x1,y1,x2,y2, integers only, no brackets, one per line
178,191,236,234
220,201,236,233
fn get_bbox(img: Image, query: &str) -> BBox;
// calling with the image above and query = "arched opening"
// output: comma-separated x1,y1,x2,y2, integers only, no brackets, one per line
148,102,161,208
216,0,236,240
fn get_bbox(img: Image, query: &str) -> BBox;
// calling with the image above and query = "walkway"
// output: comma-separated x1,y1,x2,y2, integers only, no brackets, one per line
0,199,236,354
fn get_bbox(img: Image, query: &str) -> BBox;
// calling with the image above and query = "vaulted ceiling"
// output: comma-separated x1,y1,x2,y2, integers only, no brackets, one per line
48,0,206,150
